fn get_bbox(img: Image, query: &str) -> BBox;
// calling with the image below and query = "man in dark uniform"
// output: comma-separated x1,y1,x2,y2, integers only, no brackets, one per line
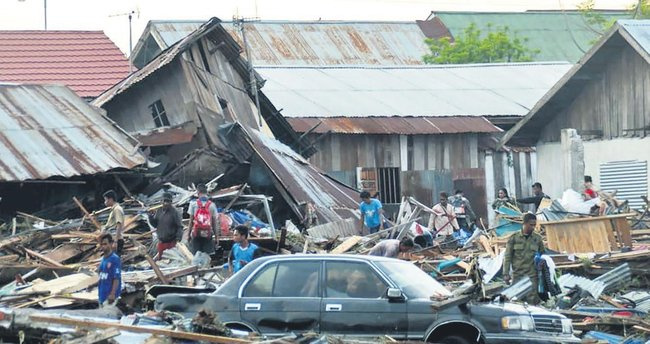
503,213,545,304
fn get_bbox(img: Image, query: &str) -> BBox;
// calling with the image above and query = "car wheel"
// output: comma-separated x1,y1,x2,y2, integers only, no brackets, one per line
436,335,472,344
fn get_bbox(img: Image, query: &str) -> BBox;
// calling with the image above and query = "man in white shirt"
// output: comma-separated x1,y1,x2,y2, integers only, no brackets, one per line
428,192,459,237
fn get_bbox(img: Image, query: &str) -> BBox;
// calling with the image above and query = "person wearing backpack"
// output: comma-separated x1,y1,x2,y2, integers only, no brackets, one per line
187,184,218,255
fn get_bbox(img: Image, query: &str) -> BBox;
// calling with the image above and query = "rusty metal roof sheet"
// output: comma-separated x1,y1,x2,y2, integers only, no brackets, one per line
286,116,500,134
132,20,433,68
221,123,359,222
0,84,145,182
256,63,572,118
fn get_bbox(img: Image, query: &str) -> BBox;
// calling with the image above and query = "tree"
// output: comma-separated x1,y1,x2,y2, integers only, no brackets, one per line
423,23,539,64
579,0,650,41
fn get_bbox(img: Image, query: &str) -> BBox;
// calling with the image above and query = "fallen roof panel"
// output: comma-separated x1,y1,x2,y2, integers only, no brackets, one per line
0,84,145,181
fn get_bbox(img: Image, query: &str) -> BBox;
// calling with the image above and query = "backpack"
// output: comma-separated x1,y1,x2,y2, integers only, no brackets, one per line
192,199,213,238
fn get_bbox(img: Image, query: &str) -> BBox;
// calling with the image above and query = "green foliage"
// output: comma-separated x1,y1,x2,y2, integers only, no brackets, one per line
579,0,650,42
423,23,539,64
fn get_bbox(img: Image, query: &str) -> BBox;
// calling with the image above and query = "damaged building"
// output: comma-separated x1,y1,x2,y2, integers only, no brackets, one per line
0,84,146,221
501,20,650,209
93,18,358,224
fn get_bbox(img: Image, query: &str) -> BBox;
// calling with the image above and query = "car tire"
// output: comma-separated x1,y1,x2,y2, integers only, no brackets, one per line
436,335,472,344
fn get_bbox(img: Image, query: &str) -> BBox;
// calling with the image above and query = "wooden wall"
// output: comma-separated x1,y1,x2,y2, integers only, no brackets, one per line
308,133,482,171
103,37,258,135
539,44,650,143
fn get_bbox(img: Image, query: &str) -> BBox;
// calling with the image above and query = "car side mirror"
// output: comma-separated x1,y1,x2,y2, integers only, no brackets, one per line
386,288,404,300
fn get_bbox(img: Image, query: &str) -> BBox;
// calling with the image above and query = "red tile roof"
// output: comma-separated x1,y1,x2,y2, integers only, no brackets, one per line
0,31,130,98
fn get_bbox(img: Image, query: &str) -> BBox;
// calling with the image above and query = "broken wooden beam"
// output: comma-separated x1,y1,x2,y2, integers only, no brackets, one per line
73,197,102,231
24,248,65,268
29,314,252,344
330,236,362,254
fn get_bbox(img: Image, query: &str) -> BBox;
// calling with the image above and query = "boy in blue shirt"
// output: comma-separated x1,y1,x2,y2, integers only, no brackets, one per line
359,191,384,234
228,225,259,275
98,234,121,307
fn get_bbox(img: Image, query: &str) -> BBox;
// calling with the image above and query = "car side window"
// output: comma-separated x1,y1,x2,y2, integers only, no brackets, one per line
272,261,321,297
243,263,278,297
325,261,388,298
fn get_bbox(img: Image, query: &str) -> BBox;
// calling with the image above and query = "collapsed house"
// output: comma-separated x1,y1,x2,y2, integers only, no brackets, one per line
0,84,146,220
93,18,358,224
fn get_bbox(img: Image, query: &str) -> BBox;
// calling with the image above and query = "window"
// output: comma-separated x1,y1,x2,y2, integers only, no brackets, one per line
325,261,388,299
377,167,401,204
243,263,277,297
149,100,170,128
272,261,320,298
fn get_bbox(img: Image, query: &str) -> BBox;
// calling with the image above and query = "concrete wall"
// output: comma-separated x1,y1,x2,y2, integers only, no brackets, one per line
536,137,650,198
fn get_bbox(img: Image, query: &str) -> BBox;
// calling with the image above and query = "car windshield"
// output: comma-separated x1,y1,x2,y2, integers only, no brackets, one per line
376,261,452,299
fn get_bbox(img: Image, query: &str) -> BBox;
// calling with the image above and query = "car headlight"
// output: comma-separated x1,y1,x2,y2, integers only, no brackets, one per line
561,318,573,334
501,315,534,331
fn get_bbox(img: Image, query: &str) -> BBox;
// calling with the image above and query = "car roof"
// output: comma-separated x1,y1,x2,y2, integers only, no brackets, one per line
254,253,400,263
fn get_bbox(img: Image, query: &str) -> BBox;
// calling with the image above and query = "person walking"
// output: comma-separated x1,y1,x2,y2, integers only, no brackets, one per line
187,184,218,255
359,191,384,234
102,190,124,254
503,213,545,304
98,234,121,307
428,192,459,237
149,192,183,260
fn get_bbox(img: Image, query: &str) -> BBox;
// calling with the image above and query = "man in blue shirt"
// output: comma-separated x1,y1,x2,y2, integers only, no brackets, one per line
98,234,121,307
228,225,259,275
359,191,384,234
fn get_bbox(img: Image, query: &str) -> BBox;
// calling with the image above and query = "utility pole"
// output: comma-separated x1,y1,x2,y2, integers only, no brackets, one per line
233,16,262,127
109,8,140,72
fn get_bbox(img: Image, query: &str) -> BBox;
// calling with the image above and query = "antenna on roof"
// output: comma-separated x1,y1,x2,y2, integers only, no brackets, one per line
233,16,262,127
17,0,47,30
109,7,141,72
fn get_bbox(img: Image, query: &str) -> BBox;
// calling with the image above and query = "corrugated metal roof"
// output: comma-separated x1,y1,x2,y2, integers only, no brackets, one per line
0,84,145,182
132,20,433,68
257,63,572,118
286,116,500,134
619,19,650,54
0,31,130,98
433,11,629,62
221,123,359,222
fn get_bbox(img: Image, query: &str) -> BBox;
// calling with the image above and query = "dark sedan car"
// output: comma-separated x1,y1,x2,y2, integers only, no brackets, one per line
156,254,580,343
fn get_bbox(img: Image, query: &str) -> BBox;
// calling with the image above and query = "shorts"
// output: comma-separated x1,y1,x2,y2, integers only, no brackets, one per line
157,240,177,258
190,236,215,255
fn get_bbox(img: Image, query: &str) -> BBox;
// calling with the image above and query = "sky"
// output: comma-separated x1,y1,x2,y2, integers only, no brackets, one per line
0,0,637,55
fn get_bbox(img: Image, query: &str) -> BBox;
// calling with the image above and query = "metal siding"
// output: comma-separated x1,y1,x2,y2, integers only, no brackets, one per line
0,84,145,182
257,63,572,118
599,160,648,210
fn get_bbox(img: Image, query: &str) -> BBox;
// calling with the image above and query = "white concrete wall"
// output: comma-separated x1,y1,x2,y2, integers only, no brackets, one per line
536,137,650,198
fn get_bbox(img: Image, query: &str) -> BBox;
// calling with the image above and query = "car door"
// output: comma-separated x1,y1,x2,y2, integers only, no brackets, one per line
240,260,321,336
320,260,407,338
